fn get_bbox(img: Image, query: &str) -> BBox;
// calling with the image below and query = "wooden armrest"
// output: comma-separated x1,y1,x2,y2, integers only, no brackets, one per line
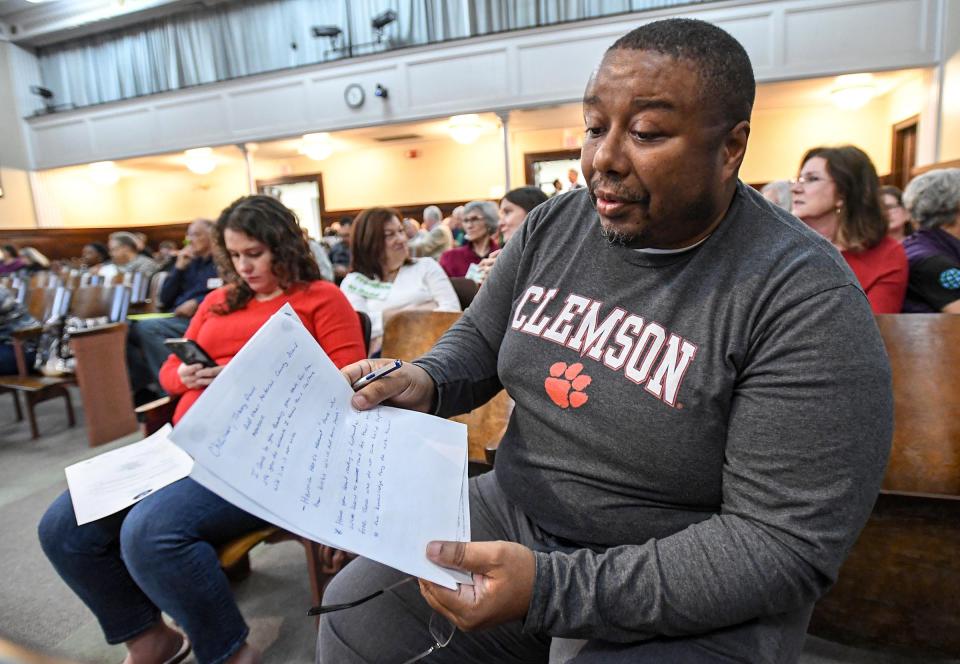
69,322,126,338
10,325,42,340
134,395,172,415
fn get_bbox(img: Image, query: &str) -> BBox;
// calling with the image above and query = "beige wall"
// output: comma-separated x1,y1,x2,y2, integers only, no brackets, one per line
940,0,960,162
0,42,37,230
253,134,506,211
31,160,250,228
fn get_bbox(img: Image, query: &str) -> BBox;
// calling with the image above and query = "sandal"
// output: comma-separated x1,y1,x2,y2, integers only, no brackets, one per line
162,634,191,664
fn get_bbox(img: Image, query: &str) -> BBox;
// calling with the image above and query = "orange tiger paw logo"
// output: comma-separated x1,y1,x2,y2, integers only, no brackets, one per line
544,362,592,409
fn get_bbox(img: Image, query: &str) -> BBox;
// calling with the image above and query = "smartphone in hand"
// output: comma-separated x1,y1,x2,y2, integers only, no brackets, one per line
163,338,217,368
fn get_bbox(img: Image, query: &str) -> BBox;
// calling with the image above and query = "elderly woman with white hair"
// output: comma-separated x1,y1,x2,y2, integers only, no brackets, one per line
901,168,960,313
439,200,499,278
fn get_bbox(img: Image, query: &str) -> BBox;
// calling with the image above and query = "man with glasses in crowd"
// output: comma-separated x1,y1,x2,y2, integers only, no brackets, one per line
319,19,891,664
126,218,218,404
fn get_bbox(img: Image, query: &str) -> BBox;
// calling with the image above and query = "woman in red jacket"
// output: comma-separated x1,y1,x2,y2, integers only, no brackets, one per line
39,196,365,664
792,145,908,313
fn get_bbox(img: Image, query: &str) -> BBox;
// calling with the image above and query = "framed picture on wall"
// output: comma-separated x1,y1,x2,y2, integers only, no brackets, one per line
256,173,326,239
523,149,583,197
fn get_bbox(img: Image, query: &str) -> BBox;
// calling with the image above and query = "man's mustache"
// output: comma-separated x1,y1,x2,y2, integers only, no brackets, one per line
588,179,648,205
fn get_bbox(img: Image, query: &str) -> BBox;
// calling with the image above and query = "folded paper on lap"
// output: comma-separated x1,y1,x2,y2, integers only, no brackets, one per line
170,303,471,589
65,424,194,525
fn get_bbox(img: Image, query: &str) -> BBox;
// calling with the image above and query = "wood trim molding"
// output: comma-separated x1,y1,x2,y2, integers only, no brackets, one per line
523,149,581,186
0,223,190,262
911,158,960,177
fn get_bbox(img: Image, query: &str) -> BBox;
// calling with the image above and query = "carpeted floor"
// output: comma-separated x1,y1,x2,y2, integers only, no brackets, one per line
0,390,955,664
0,389,316,664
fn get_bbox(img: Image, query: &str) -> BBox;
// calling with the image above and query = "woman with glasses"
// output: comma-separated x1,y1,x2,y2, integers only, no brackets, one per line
438,200,499,279
901,168,960,313
340,207,460,355
38,195,367,664
791,145,908,313
879,185,914,242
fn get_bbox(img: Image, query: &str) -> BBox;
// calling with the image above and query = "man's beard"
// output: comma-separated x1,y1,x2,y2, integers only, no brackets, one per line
599,224,634,246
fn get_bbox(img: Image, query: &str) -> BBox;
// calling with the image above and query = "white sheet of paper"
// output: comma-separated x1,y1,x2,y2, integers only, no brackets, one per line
170,303,472,589
65,424,194,525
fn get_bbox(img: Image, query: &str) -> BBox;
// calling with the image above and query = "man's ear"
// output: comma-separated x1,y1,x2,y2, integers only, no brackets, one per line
721,120,750,180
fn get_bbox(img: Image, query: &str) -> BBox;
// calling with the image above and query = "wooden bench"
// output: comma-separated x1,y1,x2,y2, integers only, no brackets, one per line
809,314,960,655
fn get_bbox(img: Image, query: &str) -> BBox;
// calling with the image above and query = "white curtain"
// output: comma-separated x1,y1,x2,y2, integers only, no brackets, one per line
37,0,704,110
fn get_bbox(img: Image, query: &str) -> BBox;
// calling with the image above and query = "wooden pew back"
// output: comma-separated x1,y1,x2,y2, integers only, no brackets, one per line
381,311,511,461
876,314,960,497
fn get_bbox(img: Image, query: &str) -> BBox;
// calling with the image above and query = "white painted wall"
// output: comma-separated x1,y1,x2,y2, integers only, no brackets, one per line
0,42,37,229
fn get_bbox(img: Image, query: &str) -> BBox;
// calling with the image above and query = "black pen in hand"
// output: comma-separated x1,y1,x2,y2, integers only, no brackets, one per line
351,359,402,390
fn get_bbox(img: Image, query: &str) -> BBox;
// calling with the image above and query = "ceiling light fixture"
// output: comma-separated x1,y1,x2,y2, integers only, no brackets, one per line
299,133,334,161
830,73,879,110
88,161,120,186
447,114,484,145
184,147,216,175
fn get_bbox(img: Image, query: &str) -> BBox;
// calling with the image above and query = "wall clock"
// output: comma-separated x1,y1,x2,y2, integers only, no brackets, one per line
344,83,365,109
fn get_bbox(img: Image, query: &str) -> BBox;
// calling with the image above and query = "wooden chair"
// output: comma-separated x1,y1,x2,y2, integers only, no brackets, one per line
448,277,480,310
0,285,137,443
381,310,511,463
0,286,75,438
809,314,960,655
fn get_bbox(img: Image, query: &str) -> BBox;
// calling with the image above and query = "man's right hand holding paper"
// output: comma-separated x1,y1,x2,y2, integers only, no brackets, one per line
342,359,436,413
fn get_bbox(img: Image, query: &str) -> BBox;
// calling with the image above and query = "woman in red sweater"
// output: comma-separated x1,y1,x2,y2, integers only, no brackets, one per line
39,196,365,664
791,145,908,313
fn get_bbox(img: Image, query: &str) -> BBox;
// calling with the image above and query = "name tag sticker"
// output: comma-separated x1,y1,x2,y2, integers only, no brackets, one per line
343,274,394,301
207,278,224,289
465,263,484,284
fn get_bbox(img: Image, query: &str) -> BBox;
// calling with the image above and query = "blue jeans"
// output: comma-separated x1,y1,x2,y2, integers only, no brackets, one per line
126,316,191,393
38,477,267,664
0,343,34,375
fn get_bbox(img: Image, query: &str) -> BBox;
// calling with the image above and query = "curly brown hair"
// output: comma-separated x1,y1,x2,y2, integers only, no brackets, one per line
213,195,322,313
349,207,410,280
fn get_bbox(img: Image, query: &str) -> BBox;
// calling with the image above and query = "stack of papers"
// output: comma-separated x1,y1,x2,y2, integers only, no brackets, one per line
170,304,471,588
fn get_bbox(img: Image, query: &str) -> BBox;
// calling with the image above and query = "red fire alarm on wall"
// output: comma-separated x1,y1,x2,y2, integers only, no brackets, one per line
405,149,420,159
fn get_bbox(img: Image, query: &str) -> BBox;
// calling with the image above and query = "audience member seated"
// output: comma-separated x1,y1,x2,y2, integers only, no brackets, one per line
81,242,110,271
155,240,181,272
408,205,452,260
99,232,160,281
791,145,907,313
340,207,460,355
901,168,960,313
0,245,25,276
0,285,37,374
303,228,334,282
133,232,155,258
761,179,793,211
19,247,50,274
328,216,353,283
880,185,914,242
126,219,219,404
318,20,891,663
476,186,549,282
38,195,365,664
402,217,421,240
446,205,466,246
438,201,499,279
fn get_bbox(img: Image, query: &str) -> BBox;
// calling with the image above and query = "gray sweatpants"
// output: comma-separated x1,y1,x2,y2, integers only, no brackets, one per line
316,471,812,664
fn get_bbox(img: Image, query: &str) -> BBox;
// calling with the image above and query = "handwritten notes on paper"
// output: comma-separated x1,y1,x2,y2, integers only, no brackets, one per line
170,303,471,588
